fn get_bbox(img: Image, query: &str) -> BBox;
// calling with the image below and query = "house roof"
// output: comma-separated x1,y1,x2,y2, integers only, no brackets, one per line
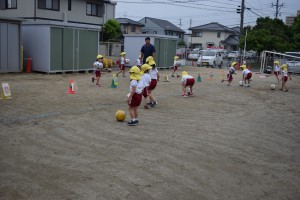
141,17,185,33
222,35,239,45
116,18,144,26
189,22,235,33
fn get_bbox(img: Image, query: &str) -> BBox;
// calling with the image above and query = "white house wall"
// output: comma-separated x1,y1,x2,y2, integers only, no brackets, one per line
190,31,232,49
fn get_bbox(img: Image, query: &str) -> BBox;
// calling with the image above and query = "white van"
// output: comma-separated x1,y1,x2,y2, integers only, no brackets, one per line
197,50,223,68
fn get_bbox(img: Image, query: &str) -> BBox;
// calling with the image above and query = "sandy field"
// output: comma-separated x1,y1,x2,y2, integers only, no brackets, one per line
0,66,299,200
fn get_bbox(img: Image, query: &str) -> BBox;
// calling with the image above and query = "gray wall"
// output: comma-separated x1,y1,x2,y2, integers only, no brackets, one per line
0,21,21,72
139,18,164,35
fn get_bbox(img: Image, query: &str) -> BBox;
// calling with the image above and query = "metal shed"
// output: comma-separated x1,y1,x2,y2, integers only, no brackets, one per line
0,17,22,73
124,34,178,68
22,21,100,73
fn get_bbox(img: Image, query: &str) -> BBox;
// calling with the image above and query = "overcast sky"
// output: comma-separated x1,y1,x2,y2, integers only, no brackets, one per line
115,0,300,32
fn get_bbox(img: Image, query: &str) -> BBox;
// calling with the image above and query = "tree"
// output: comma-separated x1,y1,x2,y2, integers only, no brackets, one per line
290,15,300,51
239,17,294,53
102,19,122,42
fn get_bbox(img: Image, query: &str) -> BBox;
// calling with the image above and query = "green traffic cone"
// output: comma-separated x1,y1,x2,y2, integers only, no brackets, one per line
111,74,118,88
197,74,202,82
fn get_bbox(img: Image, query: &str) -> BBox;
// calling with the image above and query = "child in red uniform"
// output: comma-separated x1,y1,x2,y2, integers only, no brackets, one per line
127,66,143,126
280,64,292,92
92,55,103,83
181,71,195,97
221,61,236,86
171,56,181,77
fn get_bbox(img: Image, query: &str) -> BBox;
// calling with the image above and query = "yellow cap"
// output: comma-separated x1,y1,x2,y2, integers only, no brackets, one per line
96,54,103,59
140,64,152,75
146,56,156,66
231,62,237,67
174,56,179,60
281,64,287,69
129,66,141,80
274,61,279,65
182,71,188,76
120,52,126,56
241,65,247,69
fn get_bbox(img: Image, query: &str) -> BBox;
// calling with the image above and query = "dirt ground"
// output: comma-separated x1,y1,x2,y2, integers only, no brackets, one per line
0,66,299,200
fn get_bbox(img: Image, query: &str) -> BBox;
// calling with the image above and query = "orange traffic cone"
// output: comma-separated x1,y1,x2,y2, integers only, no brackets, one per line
67,79,77,94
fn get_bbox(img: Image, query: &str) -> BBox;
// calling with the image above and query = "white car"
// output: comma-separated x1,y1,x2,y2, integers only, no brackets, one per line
188,50,202,60
228,51,240,58
197,50,223,68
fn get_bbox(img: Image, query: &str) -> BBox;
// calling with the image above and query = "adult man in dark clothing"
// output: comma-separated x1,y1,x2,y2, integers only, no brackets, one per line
140,37,156,64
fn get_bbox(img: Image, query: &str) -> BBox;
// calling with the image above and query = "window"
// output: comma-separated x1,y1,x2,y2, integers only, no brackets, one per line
68,0,71,11
195,32,203,37
131,25,136,32
87,2,104,17
0,0,17,9
217,31,221,38
38,0,60,11
153,31,157,34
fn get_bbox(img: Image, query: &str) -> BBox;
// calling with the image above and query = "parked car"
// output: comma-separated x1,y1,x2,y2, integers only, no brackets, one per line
220,51,228,59
228,51,240,58
197,50,223,68
176,48,190,58
188,50,202,60
285,52,300,74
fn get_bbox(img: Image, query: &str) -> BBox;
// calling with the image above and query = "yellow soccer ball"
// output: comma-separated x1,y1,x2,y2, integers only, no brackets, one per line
115,110,126,122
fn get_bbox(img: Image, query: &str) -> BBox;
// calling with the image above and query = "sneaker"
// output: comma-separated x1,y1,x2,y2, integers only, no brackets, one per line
127,120,137,126
147,102,152,105
183,94,188,97
144,105,149,109
189,93,194,96
92,77,95,83
221,79,224,83
134,120,139,124
151,101,157,107
171,75,175,77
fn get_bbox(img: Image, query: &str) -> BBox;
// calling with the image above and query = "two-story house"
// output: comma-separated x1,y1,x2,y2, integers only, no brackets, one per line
138,17,185,42
0,0,116,73
116,18,144,34
188,22,238,51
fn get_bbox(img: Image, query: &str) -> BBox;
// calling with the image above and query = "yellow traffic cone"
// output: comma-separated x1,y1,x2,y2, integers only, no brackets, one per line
163,73,169,82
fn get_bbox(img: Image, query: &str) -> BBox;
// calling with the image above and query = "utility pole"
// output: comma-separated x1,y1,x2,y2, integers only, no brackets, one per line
239,0,245,63
179,18,182,29
272,0,283,19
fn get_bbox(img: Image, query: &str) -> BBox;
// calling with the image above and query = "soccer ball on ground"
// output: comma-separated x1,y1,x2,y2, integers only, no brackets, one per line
270,84,276,90
239,81,244,86
125,59,130,64
115,110,126,122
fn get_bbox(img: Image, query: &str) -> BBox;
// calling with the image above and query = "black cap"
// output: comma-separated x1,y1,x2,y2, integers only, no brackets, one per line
145,37,150,41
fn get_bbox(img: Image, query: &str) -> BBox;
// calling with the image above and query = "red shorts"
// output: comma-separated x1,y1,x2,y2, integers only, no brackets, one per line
148,79,157,90
95,71,101,77
185,78,195,86
246,73,252,80
120,64,125,70
282,76,288,82
128,93,142,107
227,74,233,81
274,71,279,76
142,87,149,98
173,66,178,71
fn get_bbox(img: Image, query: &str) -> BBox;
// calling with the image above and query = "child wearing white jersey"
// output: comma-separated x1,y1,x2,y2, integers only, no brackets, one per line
146,56,159,107
181,71,195,97
280,64,292,92
127,66,143,126
273,61,281,83
241,65,252,87
140,64,152,109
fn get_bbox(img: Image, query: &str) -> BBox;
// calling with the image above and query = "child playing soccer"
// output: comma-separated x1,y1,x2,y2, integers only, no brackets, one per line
92,55,103,83
171,56,181,77
221,61,236,86
280,64,292,92
140,64,152,109
181,71,195,97
135,55,142,69
273,61,281,83
241,65,252,87
117,52,127,77
127,66,143,126
146,56,159,107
